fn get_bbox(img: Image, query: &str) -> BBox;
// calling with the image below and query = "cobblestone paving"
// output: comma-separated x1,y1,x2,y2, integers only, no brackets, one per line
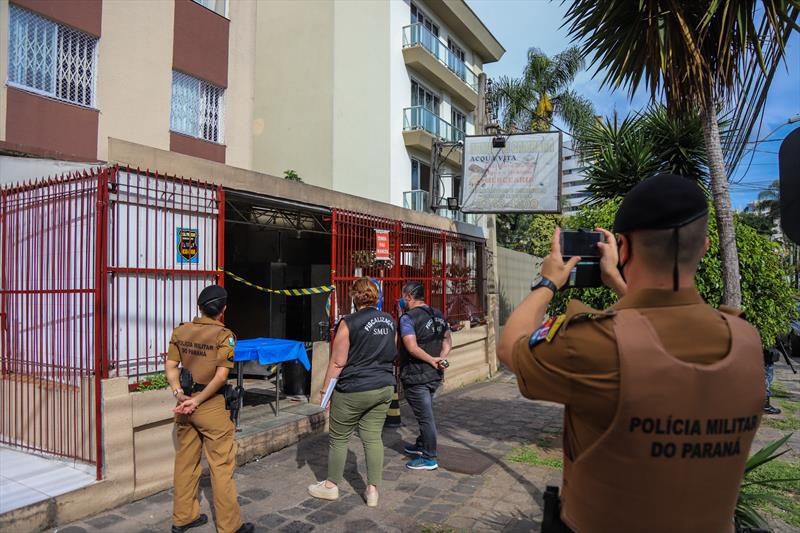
55,364,798,533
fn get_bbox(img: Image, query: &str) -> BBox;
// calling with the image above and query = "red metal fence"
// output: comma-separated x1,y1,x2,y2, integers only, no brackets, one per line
1,171,104,477
106,169,224,382
0,167,223,479
0,170,479,480
330,209,485,325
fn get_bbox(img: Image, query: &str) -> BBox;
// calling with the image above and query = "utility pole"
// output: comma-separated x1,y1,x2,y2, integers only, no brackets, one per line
430,139,441,213
476,72,501,373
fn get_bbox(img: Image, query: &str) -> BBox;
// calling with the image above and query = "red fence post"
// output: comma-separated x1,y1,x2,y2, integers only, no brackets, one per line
217,186,226,287
93,168,110,480
442,231,448,320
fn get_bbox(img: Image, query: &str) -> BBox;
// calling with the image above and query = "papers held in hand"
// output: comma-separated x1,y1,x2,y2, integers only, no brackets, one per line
321,379,337,409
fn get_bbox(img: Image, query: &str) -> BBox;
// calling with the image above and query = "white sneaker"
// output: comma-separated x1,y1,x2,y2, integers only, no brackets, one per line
308,481,339,501
365,489,379,507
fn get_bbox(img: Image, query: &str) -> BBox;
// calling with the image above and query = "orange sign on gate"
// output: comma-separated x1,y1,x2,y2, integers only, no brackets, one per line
375,229,390,260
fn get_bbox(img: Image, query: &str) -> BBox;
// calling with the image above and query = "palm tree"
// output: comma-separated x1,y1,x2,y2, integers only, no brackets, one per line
580,105,710,203
491,46,595,135
564,1,799,308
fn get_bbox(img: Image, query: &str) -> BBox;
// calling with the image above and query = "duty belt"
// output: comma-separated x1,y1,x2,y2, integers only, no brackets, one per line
190,383,225,395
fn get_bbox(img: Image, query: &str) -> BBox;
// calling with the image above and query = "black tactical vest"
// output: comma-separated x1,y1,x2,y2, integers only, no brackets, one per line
399,305,448,386
336,307,397,393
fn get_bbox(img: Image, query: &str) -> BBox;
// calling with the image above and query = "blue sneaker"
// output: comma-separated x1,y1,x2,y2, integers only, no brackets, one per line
403,444,424,456
406,456,438,470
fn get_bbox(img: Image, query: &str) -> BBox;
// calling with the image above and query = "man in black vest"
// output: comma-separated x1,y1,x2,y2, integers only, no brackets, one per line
398,280,451,470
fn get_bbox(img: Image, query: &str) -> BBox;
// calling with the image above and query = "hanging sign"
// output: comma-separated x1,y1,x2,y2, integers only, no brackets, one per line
176,228,199,264
375,229,390,261
461,132,562,213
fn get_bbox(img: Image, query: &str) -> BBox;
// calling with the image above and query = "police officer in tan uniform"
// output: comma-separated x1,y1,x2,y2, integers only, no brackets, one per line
165,285,254,533
498,174,764,533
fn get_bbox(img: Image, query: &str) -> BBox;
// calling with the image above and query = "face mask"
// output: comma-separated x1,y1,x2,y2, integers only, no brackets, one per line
398,298,407,311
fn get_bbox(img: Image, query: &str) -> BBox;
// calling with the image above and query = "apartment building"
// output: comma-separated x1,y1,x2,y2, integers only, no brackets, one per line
0,0,256,172
561,139,591,215
0,0,503,221
253,0,504,213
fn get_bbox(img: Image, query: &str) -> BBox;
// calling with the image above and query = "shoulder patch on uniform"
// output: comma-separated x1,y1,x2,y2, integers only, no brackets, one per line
528,315,565,348
228,335,235,347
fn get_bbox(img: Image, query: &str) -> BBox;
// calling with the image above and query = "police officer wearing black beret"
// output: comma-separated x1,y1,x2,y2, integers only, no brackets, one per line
499,174,764,532
166,285,254,533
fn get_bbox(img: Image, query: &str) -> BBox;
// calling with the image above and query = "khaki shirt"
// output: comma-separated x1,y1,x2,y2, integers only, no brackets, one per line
167,316,236,384
511,288,735,461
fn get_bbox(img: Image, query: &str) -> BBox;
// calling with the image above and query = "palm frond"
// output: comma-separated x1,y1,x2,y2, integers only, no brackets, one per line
491,76,536,131
744,433,792,474
552,90,596,138
522,47,552,92
549,46,586,94
563,1,799,117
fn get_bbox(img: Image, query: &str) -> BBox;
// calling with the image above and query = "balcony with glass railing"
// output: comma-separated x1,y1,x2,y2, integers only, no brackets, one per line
403,189,430,212
403,106,464,143
403,24,479,92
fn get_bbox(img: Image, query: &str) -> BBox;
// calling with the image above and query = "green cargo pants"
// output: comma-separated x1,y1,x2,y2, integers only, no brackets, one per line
327,385,393,486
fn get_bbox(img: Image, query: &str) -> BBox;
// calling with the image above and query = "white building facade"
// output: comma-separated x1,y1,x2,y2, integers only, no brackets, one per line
252,0,504,220
561,139,591,215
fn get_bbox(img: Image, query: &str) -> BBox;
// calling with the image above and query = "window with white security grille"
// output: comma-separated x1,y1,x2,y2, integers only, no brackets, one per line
8,5,98,107
170,71,225,144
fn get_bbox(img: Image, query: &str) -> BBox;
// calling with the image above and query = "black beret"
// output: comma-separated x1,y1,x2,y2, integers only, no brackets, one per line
613,174,708,233
198,285,227,307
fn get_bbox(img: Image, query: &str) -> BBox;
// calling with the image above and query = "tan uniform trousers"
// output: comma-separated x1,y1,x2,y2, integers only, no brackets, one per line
173,394,241,533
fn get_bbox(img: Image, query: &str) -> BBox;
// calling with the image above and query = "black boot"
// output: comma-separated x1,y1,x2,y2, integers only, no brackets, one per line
236,523,255,533
172,514,208,533
763,399,782,415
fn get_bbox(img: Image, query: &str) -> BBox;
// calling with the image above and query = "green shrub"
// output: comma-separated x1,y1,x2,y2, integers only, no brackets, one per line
136,373,169,391
737,435,800,529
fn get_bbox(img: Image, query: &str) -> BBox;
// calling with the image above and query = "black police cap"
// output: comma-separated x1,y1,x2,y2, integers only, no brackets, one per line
198,285,227,307
613,174,708,233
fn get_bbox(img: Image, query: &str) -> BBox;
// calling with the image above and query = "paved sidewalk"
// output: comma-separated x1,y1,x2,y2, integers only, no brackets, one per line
54,365,798,533
56,372,562,533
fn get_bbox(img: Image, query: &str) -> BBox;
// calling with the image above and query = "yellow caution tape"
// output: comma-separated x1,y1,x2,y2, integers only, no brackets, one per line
219,269,334,296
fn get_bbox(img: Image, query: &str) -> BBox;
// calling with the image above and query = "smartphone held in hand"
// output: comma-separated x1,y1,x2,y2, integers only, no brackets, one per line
560,230,604,288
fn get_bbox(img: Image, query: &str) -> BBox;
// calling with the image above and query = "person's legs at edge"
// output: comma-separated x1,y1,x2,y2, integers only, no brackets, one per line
764,363,781,414
357,386,393,499
195,397,242,533
172,417,203,527
404,381,439,465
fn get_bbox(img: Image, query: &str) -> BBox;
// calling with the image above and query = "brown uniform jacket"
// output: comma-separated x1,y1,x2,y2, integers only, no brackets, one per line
167,316,236,385
511,288,739,462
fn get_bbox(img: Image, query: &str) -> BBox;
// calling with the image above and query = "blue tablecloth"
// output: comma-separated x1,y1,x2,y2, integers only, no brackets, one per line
233,338,311,370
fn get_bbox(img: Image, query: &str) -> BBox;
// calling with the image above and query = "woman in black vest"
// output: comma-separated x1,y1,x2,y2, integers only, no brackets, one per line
308,277,397,507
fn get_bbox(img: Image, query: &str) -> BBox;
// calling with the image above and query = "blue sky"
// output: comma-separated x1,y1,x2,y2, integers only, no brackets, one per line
467,0,800,209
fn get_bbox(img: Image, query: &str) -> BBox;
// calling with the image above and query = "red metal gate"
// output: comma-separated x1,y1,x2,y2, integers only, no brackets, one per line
0,167,224,480
0,171,105,477
330,209,485,325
